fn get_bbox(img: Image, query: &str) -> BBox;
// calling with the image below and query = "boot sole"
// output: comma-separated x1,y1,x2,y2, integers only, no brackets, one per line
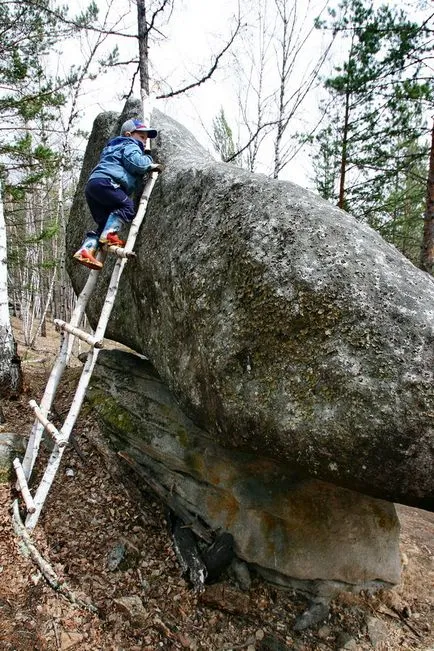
99,237,126,247
73,253,103,271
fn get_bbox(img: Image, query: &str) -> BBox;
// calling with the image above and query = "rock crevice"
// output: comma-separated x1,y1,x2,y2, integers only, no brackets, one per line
88,349,401,596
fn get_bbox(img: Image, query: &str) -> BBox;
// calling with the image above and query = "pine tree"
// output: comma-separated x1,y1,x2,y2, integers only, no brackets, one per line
212,109,238,164
313,0,433,229
374,141,426,266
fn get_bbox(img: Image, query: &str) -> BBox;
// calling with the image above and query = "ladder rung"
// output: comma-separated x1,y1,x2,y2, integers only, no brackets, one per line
106,246,137,259
29,400,67,448
13,458,36,513
54,319,104,348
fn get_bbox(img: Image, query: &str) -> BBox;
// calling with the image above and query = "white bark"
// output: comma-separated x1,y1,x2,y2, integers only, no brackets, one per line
21,190,40,346
29,399,65,447
29,268,57,348
0,185,21,395
54,319,104,348
13,459,36,513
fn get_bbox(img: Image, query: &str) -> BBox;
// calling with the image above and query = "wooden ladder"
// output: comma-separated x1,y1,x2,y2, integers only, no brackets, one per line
13,170,160,531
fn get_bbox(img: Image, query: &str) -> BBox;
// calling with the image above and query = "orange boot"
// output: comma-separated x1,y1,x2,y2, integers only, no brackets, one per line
104,232,126,247
73,235,103,270
99,214,126,247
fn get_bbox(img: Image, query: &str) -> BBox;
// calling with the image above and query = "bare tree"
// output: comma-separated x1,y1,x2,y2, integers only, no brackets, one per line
101,0,242,110
231,0,275,171
219,0,332,177
272,0,332,178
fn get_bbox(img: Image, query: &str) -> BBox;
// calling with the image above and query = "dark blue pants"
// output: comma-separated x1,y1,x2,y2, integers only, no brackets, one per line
85,178,135,237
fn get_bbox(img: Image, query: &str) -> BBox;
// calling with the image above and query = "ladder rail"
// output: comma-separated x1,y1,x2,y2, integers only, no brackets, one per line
23,171,159,530
25,347,99,530
21,260,105,481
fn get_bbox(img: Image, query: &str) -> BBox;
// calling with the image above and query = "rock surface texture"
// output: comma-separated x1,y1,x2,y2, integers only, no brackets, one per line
67,102,434,509
88,349,401,596
0,432,24,483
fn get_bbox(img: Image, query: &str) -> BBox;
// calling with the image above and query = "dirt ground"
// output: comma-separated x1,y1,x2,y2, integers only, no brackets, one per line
0,318,433,651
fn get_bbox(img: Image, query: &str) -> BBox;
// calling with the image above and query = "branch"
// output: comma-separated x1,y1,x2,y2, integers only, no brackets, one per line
147,0,173,35
100,58,139,67
225,120,278,163
12,500,98,613
15,0,137,39
156,20,242,99
122,64,140,103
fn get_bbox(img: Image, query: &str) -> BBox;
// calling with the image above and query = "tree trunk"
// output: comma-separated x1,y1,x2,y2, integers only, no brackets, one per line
56,161,68,322
272,0,290,179
420,120,434,273
136,0,150,100
0,186,22,397
338,86,351,211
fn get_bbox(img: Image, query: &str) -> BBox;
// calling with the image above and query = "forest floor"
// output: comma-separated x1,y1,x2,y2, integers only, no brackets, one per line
0,318,433,651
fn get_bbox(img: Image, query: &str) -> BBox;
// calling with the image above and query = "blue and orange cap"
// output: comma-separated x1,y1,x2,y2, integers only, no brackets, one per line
120,118,157,139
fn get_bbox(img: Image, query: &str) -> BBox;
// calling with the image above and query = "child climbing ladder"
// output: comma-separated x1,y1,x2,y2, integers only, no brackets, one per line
74,118,162,270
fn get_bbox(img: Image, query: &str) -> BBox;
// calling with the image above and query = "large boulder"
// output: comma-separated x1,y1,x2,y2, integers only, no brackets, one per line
88,349,401,597
67,103,434,509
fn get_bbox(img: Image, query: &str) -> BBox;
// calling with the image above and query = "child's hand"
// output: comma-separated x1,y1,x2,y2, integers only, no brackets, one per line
148,163,163,174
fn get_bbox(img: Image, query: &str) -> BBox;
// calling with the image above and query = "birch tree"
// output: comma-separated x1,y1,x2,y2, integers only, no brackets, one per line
0,184,22,399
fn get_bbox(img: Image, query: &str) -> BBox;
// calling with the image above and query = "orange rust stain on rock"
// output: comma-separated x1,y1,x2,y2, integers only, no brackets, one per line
259,510,286,557
206,491,240,529
243,458,277,475
203,459,238,488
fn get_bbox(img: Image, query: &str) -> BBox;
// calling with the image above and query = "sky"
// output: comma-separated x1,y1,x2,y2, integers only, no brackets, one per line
61,0,336,188
69,0,244,125
63,0,432,190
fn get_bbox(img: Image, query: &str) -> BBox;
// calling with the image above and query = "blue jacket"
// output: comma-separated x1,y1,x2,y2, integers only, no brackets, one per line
88,136,154,195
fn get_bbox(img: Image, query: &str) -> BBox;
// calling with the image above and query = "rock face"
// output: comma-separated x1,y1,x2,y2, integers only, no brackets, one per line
88,349,401,596
67,102,434,509
0,432,25,483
